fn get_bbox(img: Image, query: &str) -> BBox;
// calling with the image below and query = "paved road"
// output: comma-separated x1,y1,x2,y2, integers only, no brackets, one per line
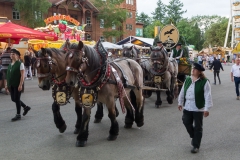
0,64,239,160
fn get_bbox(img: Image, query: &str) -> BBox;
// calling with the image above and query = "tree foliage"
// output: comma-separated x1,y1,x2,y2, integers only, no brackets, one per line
14,0,51,28
93,0,127,39
151,0,166,23
136,12,152,27
165,0,186,24
190,15,225,32
203,18,231,48
143,20,163,38
177,18,203,51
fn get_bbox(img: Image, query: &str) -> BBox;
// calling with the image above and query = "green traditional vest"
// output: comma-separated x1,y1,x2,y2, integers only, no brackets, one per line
7,61,21,87
183,76,207,109
173,48,182,58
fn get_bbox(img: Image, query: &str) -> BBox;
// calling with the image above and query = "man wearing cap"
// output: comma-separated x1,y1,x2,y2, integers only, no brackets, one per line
156,41,168,55
5,49,31,121
178,63,213,153
170,43,183,63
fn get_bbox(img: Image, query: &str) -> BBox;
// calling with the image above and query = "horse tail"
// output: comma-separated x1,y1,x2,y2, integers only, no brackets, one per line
130,90,137,110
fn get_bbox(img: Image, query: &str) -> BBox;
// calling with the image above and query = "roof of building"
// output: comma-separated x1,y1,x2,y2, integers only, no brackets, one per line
117,36,154,47
49,0,99,12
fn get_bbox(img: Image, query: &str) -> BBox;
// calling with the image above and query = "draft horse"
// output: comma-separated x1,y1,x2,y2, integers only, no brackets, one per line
146,46,178,107
34,47,110,135
64,40,144,147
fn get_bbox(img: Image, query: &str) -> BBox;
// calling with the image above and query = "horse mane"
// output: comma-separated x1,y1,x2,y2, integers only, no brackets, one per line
41,48,63,57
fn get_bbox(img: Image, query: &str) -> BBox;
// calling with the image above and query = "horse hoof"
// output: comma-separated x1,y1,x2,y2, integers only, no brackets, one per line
155,105,160,108
107,135,118,141
76,140,87,147
59,124,67,133
167,97,173,104
124,124,132,129
94,118,102,123
73,128,80,134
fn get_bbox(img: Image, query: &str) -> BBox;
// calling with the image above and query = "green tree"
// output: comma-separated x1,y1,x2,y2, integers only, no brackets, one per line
151,0,166,23
143,20,163,38
177,18,203,50
190,15,225,32
203,18,231,48
136,12,152,27
14,0,51,28
93,0,127,39
165,0,186,24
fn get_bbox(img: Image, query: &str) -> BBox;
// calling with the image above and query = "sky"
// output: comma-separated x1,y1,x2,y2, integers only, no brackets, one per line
137,0,231,18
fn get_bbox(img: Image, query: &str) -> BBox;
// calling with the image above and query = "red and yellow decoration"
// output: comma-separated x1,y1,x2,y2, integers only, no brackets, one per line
44,15,80,26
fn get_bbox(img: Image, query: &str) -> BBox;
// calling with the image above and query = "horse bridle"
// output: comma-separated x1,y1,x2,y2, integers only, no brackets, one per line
36,56,53,78
151,46,168,73
65,49,89,74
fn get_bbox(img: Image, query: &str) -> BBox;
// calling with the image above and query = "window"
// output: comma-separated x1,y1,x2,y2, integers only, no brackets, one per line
86,34,91,41
112,37,116,43
12,8,20,20
126,0,133,5
128,12,132,18
35,11,42,20
100,19,104,28
112,23,116,30
86,17,91,26
126,24,133,30
100,36,105,42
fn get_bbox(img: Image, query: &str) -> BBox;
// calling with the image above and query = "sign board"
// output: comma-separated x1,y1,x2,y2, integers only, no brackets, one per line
136,28,143,37
160,25,179,49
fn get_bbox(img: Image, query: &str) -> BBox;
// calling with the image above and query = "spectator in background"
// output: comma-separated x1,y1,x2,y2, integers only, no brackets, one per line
210,57,224,85
0,52,3,92
24,51,32,80
31,53,36,76
0,47,11,94
217,54,221,61
197,54,203,65
231,58,240,100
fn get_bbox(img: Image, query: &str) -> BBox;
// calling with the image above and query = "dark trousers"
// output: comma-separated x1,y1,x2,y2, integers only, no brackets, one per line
213,70,221,84
10,86,27,114
182,109,204,149
234,77,240,96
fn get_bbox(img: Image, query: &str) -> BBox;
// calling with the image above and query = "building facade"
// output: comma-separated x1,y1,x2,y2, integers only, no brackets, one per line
0,0,142,43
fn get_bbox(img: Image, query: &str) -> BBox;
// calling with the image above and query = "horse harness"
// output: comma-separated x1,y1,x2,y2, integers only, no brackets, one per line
36,55,71,106
65,41,136,112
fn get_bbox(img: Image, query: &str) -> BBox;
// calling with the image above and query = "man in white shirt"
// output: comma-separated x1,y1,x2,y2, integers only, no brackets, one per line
230,58,240,100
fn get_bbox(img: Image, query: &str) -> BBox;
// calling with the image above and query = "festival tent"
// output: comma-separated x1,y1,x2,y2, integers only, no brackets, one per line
117,36,154,47
122,43,142,49
0,22,58,44
101,42,122,49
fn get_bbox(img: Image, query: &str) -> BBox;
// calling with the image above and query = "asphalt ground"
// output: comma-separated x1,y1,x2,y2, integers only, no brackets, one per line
0,64,239,160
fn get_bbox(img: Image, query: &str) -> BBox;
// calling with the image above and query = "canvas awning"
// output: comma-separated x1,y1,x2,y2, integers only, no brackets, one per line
117,36,154,47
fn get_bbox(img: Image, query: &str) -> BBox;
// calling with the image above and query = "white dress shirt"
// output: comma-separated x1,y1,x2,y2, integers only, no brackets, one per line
178,77,213,112
231,64,240,77
170,49,183,59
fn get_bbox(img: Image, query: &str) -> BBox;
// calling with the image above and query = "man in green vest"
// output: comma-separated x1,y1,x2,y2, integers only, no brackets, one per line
178,63,213,153
170,43,183,63
5,49,31,121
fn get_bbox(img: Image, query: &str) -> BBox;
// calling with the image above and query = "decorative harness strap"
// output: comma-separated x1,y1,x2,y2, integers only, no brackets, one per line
111,66,135,114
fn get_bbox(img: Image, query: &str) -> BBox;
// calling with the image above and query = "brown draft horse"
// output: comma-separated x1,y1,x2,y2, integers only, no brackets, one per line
34,47,109,135
64,40,144,147
34,48,80,133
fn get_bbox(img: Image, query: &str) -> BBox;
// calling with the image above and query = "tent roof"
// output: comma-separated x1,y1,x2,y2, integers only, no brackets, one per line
101,41,122,49
117,36,154,47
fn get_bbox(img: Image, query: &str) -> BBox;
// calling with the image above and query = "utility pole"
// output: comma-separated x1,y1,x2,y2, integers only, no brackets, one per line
224,0,232,48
